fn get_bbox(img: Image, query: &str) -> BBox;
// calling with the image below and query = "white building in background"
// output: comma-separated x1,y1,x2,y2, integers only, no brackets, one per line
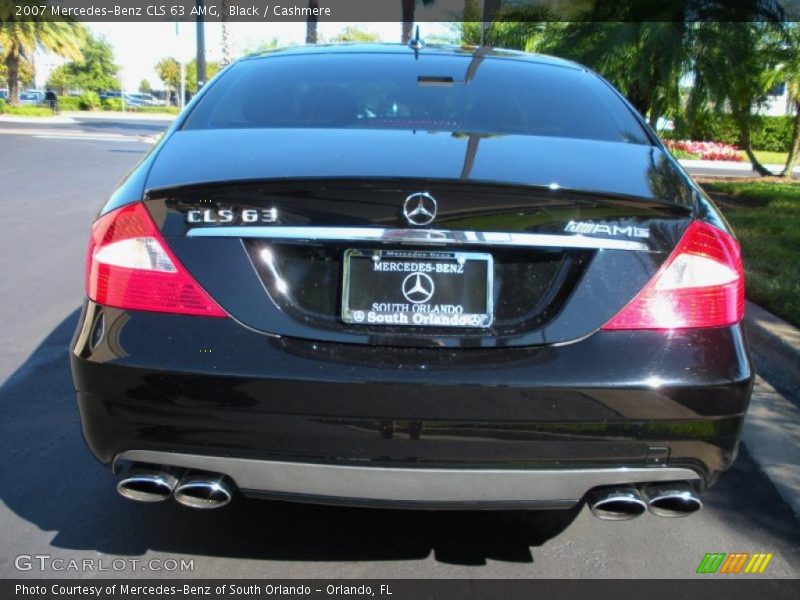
759,83,796,116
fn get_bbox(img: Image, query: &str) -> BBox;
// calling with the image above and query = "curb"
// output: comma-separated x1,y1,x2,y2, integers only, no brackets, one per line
742,376,800,520
741,304,800,520
63,111,176,122
745,301,800,406
679,158,799,174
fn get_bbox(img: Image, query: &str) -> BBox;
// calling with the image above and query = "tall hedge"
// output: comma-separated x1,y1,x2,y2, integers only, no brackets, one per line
667,113,793,152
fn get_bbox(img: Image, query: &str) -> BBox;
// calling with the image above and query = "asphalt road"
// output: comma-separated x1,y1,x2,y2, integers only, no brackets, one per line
687,164,800,179
1,118,799,579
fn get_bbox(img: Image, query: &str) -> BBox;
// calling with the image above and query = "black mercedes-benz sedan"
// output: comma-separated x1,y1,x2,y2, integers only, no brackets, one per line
71,43,752,520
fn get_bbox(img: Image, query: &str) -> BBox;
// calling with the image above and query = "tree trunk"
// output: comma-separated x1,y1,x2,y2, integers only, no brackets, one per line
625,82,652,119
221,1,232,66
6,53,20,106
735,111,772,176
401,0,415,43
781,100,800,179
306,0,319,44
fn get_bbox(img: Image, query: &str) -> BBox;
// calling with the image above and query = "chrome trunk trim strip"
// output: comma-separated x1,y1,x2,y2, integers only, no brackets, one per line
186,226,650,251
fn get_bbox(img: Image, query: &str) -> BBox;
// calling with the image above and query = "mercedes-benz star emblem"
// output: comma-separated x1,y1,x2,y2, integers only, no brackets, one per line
403,192,437,226
402,272,435,304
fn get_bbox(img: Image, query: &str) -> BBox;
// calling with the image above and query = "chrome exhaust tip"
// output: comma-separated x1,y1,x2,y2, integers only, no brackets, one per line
117,468,178,503
587,485,648,521
643,483,702,518
173,474,234,509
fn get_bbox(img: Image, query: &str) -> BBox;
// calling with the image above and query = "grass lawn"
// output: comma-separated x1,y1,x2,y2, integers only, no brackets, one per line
0,104,54,117
743,150,789,165
700,180,800,327
0,103,179,118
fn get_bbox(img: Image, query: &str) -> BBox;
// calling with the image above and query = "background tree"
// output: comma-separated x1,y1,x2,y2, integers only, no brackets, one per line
45,63,73,94
57,34,121,93
243,38,281,55
0,20,84,105
692,22,786,175
138,79,152,93
541,22,690,128
328,27,381,44
155,57,181,96
185,59,220,94
1,56,34,89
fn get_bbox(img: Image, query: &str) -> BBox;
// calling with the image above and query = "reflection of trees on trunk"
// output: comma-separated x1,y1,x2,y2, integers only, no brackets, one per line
461,134,481,179
456,47,493,179
645,149,692,207
453,132,501,179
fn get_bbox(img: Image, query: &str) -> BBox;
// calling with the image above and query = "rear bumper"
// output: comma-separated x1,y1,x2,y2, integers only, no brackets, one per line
72,302,753,504
116,449,699,509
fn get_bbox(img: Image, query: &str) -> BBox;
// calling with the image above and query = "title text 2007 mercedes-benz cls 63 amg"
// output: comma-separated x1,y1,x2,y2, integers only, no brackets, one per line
71,43,751,519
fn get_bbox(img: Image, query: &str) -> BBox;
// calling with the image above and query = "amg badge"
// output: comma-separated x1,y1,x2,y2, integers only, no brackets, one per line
564,220,650,238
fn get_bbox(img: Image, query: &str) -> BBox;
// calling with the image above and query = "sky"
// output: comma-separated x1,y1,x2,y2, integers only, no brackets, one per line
34,21,456,91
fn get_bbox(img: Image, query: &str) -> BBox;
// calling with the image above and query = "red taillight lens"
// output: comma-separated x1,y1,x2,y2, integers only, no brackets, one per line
86,202,226,317
602,221,744,330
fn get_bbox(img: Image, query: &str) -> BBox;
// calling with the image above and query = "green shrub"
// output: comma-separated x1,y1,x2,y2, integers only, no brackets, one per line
58,96,81,111
0,98,7,113
101,97,123,111
668,113,793,152
78,91,101,110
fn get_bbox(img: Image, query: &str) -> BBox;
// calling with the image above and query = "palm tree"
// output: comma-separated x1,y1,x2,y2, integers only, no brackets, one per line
692,22,786,176
780,24,800,179
542,22,690,128
0,20,84,105
306,0,319,44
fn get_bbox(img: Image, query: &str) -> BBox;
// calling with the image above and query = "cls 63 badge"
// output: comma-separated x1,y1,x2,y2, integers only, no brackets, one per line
186,208,278,224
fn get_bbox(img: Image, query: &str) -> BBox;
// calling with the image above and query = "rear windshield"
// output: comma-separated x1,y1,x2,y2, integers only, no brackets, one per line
183,52,649,144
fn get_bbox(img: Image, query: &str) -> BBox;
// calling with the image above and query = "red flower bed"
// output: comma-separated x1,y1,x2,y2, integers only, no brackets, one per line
664,139,744,162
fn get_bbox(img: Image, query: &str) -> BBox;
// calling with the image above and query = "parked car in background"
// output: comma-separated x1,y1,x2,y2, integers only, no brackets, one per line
0,89,8,100
123,92,157,107
19,90,45,105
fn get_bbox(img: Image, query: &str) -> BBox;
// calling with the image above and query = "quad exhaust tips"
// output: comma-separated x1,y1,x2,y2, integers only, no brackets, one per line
587,485,648,521
117,468,178,503
587,482,702,520
643,483,703,518
117,466,233,509
173,473,234,509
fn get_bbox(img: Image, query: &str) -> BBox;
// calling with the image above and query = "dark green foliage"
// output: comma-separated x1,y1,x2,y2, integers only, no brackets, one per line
669,114,793,152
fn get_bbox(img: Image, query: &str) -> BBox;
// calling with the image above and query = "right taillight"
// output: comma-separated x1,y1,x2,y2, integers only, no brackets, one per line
602,221,744,330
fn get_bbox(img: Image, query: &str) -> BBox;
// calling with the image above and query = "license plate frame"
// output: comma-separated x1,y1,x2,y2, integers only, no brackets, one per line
341,249,494,328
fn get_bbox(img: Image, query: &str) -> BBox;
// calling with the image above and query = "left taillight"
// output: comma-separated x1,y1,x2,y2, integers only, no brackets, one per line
86,202,226,317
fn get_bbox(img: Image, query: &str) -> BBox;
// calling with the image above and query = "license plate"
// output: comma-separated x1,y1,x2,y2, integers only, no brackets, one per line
342,249,493,328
